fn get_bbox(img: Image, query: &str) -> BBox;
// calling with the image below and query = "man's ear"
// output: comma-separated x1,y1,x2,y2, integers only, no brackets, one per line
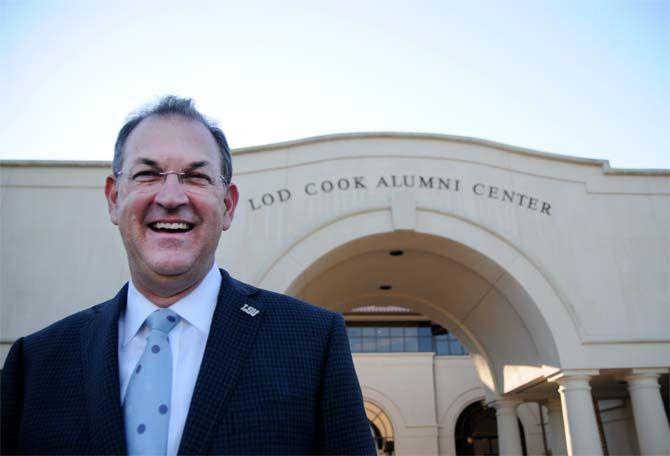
104,175,120,225
222,182,239,231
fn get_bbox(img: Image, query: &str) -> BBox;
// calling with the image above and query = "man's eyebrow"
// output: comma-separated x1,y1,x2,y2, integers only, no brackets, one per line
130,159,211,171
132,158,160,168
184,161,210,172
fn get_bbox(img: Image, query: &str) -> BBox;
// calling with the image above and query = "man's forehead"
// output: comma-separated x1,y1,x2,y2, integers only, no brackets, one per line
124,115,221,168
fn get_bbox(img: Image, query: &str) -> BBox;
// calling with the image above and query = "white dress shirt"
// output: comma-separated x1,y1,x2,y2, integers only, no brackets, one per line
118,264,221,456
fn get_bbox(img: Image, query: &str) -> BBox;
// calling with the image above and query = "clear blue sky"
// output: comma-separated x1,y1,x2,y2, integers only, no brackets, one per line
1,0,668,168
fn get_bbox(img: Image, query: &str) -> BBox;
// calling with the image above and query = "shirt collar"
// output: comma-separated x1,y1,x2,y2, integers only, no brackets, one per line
122,264,222,346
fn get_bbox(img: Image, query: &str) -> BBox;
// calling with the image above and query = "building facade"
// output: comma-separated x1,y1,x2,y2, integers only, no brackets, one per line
1,133,669,455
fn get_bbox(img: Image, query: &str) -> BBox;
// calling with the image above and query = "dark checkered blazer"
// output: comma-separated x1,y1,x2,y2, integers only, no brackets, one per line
1,270,375,455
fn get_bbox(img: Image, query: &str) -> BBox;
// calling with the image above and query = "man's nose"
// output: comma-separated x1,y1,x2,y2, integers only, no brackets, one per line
154,173,189,208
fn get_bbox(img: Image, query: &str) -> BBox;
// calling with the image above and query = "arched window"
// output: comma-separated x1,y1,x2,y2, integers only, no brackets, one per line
365,401,394,455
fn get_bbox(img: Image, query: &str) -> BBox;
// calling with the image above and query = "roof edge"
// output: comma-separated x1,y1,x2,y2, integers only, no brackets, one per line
0,160,111,168
1,132,668,175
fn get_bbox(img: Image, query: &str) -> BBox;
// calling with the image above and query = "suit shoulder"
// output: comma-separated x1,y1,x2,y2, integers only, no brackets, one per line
229,276,338,327
21,295,118,347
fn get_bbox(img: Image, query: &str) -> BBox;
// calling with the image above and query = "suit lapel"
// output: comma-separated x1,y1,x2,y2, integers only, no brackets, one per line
178,270,264,455
81,285,127,455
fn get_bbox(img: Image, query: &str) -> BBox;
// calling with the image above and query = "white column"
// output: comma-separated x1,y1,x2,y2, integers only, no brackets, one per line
545,398,568,456
549,370,603,456
624,368,670,456
492,399,523,456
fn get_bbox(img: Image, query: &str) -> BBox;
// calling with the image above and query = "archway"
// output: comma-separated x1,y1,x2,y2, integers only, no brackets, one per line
259,209,572,396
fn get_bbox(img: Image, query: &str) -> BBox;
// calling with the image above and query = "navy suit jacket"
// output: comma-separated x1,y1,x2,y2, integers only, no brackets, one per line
1,270,375,455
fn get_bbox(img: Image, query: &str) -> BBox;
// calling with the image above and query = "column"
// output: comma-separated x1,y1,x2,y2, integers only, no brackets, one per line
545,398,568,456
492,399,523,456
549,370,603,456
624,368,670,456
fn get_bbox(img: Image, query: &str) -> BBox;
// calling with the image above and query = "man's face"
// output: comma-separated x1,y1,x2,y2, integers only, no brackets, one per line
105,115,238,288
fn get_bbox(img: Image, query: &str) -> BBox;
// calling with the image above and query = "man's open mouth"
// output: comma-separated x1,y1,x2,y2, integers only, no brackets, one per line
148,222,194,233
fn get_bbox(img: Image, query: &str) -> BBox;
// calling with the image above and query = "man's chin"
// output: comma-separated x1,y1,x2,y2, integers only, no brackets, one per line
146,258,199,278
131,251,213,285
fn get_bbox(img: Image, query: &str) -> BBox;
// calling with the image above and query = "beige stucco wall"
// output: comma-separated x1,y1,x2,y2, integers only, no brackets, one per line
356,353,439,454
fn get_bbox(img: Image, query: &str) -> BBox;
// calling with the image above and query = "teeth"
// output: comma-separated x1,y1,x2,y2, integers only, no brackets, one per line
153,222,191,230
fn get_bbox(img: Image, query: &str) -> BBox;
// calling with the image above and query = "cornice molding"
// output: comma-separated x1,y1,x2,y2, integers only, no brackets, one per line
1,132,668,176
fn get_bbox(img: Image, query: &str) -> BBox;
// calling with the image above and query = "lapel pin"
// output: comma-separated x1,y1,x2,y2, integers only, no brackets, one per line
240,304,260,317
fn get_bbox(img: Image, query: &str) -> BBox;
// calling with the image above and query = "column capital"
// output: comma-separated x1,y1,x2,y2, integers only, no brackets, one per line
624,369,667,391
627,367,669,378
547,368,599,384
487,398,523,411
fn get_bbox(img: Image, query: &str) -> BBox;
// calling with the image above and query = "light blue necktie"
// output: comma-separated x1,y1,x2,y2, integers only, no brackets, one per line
124,308,181,455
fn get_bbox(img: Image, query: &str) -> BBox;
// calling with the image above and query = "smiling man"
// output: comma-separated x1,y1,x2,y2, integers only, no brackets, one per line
108,112,236,307
1,96,375,455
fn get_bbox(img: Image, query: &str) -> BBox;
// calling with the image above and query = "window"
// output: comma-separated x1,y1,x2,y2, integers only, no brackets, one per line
365,401,395,455
346,322,468,355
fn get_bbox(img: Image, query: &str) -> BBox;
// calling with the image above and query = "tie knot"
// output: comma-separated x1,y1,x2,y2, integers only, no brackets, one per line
145,308,181,334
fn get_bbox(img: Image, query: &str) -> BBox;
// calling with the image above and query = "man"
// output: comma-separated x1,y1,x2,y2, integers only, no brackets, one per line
1,96,375,455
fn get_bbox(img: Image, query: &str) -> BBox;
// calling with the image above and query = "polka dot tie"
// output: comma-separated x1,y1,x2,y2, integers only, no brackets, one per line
123,308,181,455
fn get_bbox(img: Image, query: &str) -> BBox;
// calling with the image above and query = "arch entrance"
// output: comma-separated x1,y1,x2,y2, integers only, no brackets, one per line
260,210,568,397
259,209,582,454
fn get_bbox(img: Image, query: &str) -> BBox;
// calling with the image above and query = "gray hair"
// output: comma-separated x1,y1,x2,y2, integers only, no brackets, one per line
113,95,232,183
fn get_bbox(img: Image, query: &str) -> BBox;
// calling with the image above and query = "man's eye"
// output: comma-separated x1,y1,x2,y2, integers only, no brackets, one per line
132,171,161,182
184,173,213,185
